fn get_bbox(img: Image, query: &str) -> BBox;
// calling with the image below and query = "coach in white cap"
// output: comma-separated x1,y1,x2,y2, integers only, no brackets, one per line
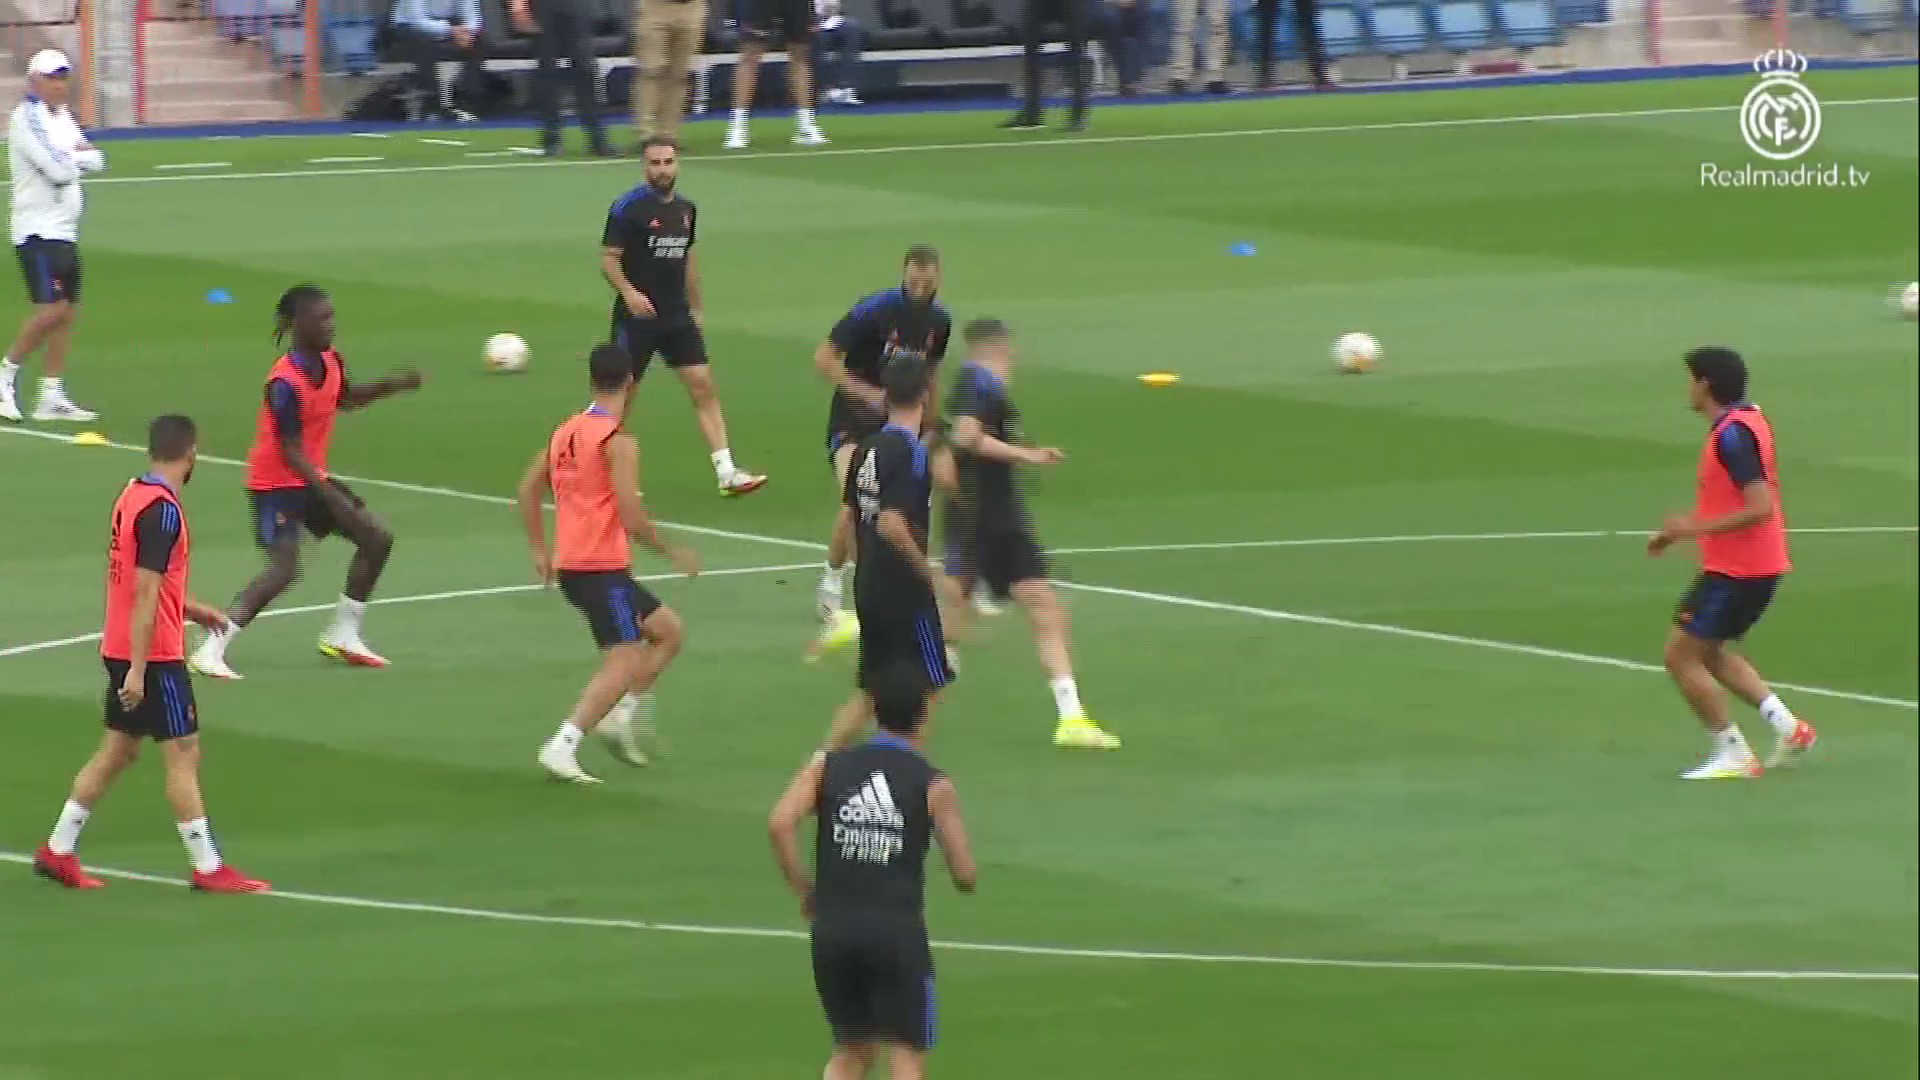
3,48,102,423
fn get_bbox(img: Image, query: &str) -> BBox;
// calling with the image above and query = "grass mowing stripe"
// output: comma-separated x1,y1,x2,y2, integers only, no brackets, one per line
0,850,1909,983
100,96,1920,185
0,562,819,661
5,424,1911,709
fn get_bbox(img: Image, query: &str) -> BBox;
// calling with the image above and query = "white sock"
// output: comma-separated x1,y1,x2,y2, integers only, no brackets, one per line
551,721,584,750
798,106,817,126
1,358,17,389
47,799,90,856
333,595,365,635
730,106,748,127
711,448,736,482
39,375,62,398
1758,694,1798,736
177,817,222,874
1049,675,1082,720
820,563,845,592
1714,725,1750,755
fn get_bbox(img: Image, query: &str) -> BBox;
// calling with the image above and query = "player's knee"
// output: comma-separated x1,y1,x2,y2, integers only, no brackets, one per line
360,525,395,562
680,367,717,405
643,607,685,656
1663,631,1708,673
162,736,201,772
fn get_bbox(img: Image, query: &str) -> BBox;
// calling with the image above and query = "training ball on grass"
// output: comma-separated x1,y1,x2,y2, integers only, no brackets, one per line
1333,332,1380,374
1900,282,1918,319
485,332,530,373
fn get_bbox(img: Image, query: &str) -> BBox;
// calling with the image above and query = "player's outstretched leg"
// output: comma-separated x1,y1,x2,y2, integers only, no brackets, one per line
540,640,649,785
192,534,303,681
675,364,767,497
1705,647,1816,769
1011,579,1119,750
1665,629,1760,780
599,606,686,767
164,735,269,893
318,494,394,668
33,731,140,889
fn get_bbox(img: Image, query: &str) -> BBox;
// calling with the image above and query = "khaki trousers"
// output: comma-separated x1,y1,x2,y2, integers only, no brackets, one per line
634,0,708,138
1167,0,1228,82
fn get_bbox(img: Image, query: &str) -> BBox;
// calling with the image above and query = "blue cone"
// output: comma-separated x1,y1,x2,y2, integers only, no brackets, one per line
1229,242,1257,257
206,288,234,304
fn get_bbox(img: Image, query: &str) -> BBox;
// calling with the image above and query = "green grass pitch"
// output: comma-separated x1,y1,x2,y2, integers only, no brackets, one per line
1,70,1915,1077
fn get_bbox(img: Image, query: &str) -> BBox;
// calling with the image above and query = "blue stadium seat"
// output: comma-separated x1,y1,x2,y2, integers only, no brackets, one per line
1493,0,1562,46
1428,0,1494,49
1364,1,1434,54
327,17,380,74
1555,0,1608,22
1316,3,1369,57
1836,0,1900,30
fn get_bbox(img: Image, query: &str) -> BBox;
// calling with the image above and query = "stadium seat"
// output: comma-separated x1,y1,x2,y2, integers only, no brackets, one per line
1493,0,1561,46
1363,1,1434,54
1316,3,1369,58
1428,0,1494,49
1554,0,1607,23
327,16,382,74
1836,0,1901,30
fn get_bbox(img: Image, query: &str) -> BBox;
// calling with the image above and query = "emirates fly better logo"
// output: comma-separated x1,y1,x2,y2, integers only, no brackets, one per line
1740,50,1821,161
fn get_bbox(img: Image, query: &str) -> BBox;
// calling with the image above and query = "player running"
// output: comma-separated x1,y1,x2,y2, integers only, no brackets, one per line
602,136,766,497
940,319,1118,750
189,285,422,680
518,344,700,784
825,358,956,750
1648,347,1816,780
769,659,977,1080
813,245,951,652
33,415,269,894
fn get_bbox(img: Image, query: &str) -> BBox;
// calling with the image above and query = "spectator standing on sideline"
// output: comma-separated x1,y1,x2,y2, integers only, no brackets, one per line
511,0,614,155
816,0,865,106
390,0,487,122
633,0,707,144
1255,0,1328,89
726,0,830,149
1005,0,1088,131
1166,0,1229,94
1091,0,1144,96
4,49,100,424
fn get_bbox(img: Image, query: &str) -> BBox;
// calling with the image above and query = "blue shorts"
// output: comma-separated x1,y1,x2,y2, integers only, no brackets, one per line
16,238,80,305
103,659,198,741
248,480,364,548
1676,572,1780,642
558,570,660,649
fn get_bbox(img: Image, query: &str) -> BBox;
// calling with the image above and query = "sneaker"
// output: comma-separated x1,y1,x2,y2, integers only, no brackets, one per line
806,609,860,662
840,90,864,107
723,125,749,150
0,386,20,423
32,846,104,889
538,742,602,784
317,631,388,668
32,397,98,422
972,588,1006,617
190,865,271,893
793,121,829,146
1053,713,1121,750
1766,719,1818,769
1001,113,1044,130
600,691,656,767
719,471,768,497
1680,747,1763,780
190,632,244,680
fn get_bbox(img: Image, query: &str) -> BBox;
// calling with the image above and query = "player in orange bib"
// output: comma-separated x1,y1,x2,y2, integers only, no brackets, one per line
1648,347,1817,781
190,285,422,680
33,415,269,894
517,344,700,783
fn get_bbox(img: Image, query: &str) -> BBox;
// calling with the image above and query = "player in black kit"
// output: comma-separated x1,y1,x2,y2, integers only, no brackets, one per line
824,357,957,749
600,136,766,497
769,659,978,1080
811,245,951,646
943,319,1119,750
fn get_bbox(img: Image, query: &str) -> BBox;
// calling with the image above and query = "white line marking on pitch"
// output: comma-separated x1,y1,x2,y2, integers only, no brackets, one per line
0,562,817,661
1,425,1911,709
85,97,1918,185
420,138,469,147
0,852,1907,984
348,132,392,139
1051,526,1919,557
306,156,384,164
152,161,232,171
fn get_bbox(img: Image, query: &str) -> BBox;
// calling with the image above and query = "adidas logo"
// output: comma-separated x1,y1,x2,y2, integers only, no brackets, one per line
836,771,905,829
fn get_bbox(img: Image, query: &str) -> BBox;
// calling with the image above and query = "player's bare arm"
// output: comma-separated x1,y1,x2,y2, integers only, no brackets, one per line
120,568,163,708
928,776,977,893
1649,483,1776,556
515,449,553,583
609,433,699,575
815,341,886,415
952,416,1060,465
686,248,705,326
876,508,934,585
601,247,654,318
769,752,826,915
338,367,423,411
184,597,231,631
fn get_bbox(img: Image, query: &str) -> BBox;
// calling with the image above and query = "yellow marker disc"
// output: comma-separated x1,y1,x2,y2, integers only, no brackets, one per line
71,431,110,446
1137,372,1180,388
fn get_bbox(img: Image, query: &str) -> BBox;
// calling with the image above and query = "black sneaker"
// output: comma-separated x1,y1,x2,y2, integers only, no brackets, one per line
1001,112,1044,130
1205,80,1231,96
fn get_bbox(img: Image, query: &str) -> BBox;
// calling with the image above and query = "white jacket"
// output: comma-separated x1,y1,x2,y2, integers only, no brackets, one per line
9,97,106,246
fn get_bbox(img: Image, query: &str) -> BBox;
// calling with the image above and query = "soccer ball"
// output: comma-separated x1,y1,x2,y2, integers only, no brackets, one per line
1900,282,1918,319
1333,332,1380,374
485,332,529,373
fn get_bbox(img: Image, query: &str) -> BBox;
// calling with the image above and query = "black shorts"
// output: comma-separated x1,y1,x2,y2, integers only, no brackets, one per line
611,310,707,377
739,0,815,43
559,570,661,649
943,525,1047,598
1676,571,1781,642
16,237,80,305
249,479,365,548
856,593,954,692
811,923,936,1051
102,659,198,741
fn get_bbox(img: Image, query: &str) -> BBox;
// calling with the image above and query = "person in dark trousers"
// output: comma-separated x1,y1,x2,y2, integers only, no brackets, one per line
389,0,487,121
510,0,613,155
1004,0,1089,131
1255,0,1329,90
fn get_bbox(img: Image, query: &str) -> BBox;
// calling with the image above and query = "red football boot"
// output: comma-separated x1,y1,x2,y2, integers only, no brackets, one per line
33,846,104,890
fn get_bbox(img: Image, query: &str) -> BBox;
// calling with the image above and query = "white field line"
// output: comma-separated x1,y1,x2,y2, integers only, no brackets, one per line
1,425,1912,709
1051,526,1919,556
306,156,385,164
0,851,1910,983
152,161,232,171
419,138,470,147
93,96,1920,185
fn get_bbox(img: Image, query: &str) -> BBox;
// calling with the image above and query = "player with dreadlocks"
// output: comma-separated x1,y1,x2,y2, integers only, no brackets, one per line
190,285,423,680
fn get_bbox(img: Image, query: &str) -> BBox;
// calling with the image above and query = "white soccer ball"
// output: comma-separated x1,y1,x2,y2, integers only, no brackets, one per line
1900,281,1918,319
485,332,530,373
1333,331,1380,374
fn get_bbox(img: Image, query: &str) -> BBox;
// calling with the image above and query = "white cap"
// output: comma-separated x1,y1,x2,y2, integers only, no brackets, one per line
27,49,72,77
